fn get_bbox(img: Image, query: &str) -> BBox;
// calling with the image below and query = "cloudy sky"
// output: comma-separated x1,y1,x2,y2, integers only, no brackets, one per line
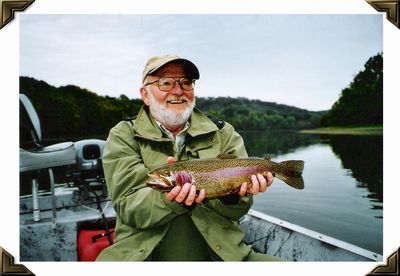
20,14,382,111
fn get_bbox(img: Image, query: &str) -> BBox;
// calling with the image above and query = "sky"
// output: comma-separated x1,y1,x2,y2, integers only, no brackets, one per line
19,14,383,111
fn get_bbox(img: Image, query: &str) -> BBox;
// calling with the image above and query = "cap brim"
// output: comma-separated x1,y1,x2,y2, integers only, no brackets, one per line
143,57,200,83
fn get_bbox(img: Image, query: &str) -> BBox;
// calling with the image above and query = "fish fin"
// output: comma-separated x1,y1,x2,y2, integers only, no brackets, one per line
279,160,304,176
263,156,272,161
216,153,237,159
276,175,304,189
275,160,305,189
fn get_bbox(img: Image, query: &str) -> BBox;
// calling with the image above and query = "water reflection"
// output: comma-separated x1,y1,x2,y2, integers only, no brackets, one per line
239,130,383,253
239,130,320,157
321,135,383,205
239,130,383,206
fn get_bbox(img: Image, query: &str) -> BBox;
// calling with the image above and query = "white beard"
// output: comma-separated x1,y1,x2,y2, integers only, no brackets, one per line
147,91,195,130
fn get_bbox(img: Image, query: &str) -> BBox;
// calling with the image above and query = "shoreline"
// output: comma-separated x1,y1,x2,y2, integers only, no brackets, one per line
299,126,383,136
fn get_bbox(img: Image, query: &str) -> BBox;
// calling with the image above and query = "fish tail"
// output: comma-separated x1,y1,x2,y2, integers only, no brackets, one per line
279,160,304,175
275,174,304,189
275,160,305,189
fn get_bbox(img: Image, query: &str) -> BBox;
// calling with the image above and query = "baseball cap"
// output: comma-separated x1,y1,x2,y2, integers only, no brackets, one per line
142,54,200,83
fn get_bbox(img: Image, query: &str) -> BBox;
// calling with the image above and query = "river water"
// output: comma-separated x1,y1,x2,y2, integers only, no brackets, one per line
239,130,383,254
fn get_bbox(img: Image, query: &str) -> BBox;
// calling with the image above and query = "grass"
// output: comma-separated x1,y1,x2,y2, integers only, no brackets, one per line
299,125,383,136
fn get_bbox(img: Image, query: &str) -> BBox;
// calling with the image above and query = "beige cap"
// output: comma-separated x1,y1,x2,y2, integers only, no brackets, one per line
141,54,200,83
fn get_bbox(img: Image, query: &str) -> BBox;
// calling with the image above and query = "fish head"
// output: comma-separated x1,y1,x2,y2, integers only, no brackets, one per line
146,169,193,191
147,169,176,191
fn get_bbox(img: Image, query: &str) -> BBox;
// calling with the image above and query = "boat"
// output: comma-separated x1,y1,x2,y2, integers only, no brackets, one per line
20,183,116,261
239,209,382,261
19,93,382,262
19,190,382,262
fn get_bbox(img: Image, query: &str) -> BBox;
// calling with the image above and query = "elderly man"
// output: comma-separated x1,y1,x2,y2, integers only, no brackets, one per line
96,54,278,261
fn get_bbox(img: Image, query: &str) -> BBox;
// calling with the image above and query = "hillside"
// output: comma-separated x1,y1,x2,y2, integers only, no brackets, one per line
196,97,324,130
19,76,324,140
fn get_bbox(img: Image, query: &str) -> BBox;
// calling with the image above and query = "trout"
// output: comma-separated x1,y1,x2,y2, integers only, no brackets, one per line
146,154,304,199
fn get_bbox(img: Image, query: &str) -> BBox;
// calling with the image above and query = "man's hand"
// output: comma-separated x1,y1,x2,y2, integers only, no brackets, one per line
238,172,273,196
164,156,206,206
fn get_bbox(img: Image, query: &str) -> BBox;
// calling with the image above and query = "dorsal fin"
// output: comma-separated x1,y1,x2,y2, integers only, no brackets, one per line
217,153,237,159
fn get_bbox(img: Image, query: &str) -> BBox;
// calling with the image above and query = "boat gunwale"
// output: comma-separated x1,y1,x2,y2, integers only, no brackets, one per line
245,209,383,262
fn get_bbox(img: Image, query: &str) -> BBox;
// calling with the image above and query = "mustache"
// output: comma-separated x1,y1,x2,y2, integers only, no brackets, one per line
165,96,189,104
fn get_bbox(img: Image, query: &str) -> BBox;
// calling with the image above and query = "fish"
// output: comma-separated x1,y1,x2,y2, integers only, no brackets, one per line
146,154,304,199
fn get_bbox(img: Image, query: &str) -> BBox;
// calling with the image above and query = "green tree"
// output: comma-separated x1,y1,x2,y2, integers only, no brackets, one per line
321,53,383,127
20,76,325,139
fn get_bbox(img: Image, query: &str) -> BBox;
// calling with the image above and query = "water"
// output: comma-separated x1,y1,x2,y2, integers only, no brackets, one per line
239,130,383,254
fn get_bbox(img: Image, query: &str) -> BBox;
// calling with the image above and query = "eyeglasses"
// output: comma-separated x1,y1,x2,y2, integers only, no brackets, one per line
144,77,196,91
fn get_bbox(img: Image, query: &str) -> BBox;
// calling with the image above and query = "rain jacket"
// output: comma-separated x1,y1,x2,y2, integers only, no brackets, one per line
96,106,254,261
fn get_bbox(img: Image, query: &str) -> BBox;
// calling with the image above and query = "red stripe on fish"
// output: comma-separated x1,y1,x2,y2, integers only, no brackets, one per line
195,166,263,178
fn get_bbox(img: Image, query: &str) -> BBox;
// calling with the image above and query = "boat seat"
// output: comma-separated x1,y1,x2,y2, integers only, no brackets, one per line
20,142,76,173
19,93,77,222
19,94,77,172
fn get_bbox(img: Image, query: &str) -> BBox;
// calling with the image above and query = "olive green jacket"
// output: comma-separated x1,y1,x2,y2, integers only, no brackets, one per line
96,106,253,261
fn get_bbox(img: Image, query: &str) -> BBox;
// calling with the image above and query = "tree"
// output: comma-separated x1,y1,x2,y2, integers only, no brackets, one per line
20,76,325,139
321,53,383,127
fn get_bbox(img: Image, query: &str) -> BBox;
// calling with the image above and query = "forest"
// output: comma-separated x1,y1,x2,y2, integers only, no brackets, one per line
19,77,324,141
19,53,382,141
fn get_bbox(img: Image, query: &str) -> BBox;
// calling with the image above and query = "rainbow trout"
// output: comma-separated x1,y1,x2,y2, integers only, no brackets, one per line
146,154,304,199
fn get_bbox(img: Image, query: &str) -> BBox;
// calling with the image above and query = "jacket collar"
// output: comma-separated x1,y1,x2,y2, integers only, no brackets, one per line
187,108,219,138
133,105,218,141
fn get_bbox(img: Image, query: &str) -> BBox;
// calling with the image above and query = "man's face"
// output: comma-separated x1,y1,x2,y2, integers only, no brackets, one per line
140,63,196,130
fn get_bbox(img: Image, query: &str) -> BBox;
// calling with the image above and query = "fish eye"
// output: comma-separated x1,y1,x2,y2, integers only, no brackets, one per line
162,170,170,176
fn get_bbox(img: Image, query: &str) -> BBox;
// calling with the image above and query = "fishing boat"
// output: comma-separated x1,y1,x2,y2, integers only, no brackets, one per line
240,209,382,261
19,93,382,262
19,189,382,262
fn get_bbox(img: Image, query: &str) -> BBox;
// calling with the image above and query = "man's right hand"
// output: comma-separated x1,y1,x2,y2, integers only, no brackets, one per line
164,156,206,206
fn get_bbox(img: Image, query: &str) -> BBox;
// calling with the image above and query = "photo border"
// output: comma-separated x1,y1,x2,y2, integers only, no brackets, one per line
1,1,398,276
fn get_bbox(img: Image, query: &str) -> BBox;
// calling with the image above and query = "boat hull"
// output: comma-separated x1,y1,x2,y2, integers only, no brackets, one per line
20,190,382,262
239,209,382,261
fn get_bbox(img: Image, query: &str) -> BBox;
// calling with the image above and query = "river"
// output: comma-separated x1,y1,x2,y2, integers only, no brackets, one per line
239,130,383,254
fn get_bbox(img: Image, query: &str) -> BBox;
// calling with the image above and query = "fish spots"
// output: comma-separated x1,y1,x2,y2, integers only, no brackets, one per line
201,166,261,178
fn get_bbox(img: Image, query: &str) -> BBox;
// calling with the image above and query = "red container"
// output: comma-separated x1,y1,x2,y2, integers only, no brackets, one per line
77,229,114,261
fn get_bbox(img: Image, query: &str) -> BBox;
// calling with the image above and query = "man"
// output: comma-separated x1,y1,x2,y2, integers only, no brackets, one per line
96,54,278,261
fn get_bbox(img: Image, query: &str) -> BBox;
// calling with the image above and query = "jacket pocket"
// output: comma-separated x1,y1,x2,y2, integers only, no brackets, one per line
185,134,221,160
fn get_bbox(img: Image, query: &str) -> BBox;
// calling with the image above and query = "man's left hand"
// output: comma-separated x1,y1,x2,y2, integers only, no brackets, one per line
238,172,273,196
